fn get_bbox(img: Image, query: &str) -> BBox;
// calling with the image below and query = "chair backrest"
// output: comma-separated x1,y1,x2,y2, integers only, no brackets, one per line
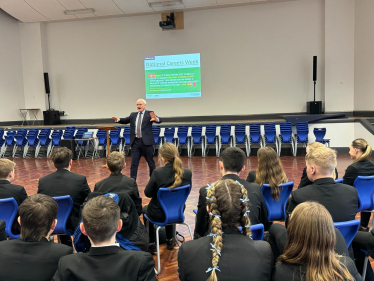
261,181,294,221
249,123,262,143
234,124,246,144
205,125,217,144
313,128,326,142
220,124,231,144
279,122,293,143
52,196,74,235
296,122,309,143
264,122,276,143
177,125,189,145
123,126,131,145
96,130,107,145
353,176,374,212
152,125,161,145
157,185,191,225
51,130,63,146
334,219,360,247
237,223,264,240
335,178,343,183
0,198,20,239
191,125,203,144
164,127,175,143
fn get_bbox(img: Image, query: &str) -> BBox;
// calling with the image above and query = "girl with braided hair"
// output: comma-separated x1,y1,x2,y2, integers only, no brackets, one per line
178,179,273,281
143,142,192,253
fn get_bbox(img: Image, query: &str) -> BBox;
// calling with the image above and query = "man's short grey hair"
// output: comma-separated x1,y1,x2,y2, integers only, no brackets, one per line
137,99,146,105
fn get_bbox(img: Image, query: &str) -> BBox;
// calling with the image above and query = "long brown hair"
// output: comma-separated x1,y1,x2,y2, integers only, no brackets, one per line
206,179,251,281
255,147,288,201
159,142,184,189
352,138,372,163
278,202,354,281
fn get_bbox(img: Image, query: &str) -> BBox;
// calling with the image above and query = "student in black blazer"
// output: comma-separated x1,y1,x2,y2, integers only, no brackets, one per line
112,99,162,181
246,147,288,201
179,179,273,281
286,147,358,224
273,202,361,281
37,147,91,246
0,159,27,234
52,196,157,281
343,138,374,230
298,142,339,189
0,194,73,281
195,147,269,239
144,142,192,251
94,152,142,216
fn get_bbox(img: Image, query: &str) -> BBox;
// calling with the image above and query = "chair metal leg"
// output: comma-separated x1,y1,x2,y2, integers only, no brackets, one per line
362,255,368,280
155,226,161,275
183,222,194,241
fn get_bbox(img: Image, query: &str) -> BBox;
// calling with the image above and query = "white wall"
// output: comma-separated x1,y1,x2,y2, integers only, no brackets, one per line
44,0,324,119
0,9,25,122
324,0,355,112
354,0,374,111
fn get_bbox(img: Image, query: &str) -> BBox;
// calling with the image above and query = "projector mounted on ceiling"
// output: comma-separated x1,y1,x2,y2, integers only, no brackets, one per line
149,0,183,8
159,12,175,29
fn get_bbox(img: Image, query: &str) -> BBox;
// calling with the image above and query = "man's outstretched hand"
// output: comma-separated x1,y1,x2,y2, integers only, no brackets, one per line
150,112,157,122
111,116,120,122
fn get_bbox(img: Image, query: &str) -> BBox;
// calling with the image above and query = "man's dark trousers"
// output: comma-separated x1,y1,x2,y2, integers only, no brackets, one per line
131,138,155,180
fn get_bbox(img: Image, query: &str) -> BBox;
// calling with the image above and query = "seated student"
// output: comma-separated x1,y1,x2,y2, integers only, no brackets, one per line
195,147,269,239
273,202,361,281
298,142,339,188
143,142,192,252
178,179,273,281
38,147,91,246
52,196,157,281
286,146,358,223
0,194,73,281
0,158,27,234
343,138,374,231
246,147,288,201
94,152,142,216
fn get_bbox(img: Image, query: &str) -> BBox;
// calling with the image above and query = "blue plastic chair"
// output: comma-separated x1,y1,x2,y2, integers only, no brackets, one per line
334,219,360,247
278,122,295,156
261,182,294,221
313,128,330,147
152,125,162,155
189,125,204,157
12,129,28,158
193,209,264,241
1,130,16,158
232,124,250,157
249,123,263,155
175,125,189,156
294,122,309,156
122,126,131,156
35,128,52,158
216,124,232,157
335,178,343,183
0,198,20,239
144,185,193,274
204,125,218,157
52,196,73,241
109,127,122,153
263,122,279,156
49,130,63,157
163,127,176,145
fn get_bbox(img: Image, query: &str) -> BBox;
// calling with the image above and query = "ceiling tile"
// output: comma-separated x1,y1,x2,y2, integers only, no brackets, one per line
79,0,124,16
112,0,154,14
216,0,252,4
0,0,48,22
57,0,86,10
25,0,76,20
150,3,186,12
75,13,96,18
183,0,218,8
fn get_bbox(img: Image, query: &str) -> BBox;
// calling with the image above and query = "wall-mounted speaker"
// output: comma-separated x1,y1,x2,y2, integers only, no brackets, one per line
313,56,317,82
44,72,50,94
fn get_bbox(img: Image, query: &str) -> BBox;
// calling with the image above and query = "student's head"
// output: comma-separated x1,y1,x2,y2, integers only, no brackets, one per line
159,142,184,189
107,152,125,174
206,179,251,281
306,142,325,154
0,159,16,181
219,147,246,174
80,196,122,245
350,138,372,163
18,194,58,242
279,202,354,281
306,146,337,182
255,147,288,201
49,147,72,169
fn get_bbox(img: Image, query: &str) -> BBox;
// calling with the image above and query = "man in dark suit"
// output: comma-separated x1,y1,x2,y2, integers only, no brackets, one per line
0,158,27,234
0,194,73,281
52,196,157,281
194,147,269,239
94,151,142,216
38,147,91,246
112,98,162,181
286,146,359,224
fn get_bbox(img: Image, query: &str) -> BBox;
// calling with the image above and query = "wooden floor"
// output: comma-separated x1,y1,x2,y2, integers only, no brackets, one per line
9,152,374,280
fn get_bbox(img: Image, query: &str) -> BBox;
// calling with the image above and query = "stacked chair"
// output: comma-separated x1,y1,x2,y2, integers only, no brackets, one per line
189,125,204,157
62,126,76,139
12,129,28,158
248,123,263,156
122,126,131,156
163,127,175,145
1,130,16,158
175,125,189,156
75,127,89,159
49,130,63,156
216,124,232,157
278,122,294,156
24,129,40,158
294,122,309,156
109,127,122,153
231,123,250,157
95,129,108,157
204,124,217,157
36,128,52,158
263,122,280,156
0,129,4,158
152,125,162,155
